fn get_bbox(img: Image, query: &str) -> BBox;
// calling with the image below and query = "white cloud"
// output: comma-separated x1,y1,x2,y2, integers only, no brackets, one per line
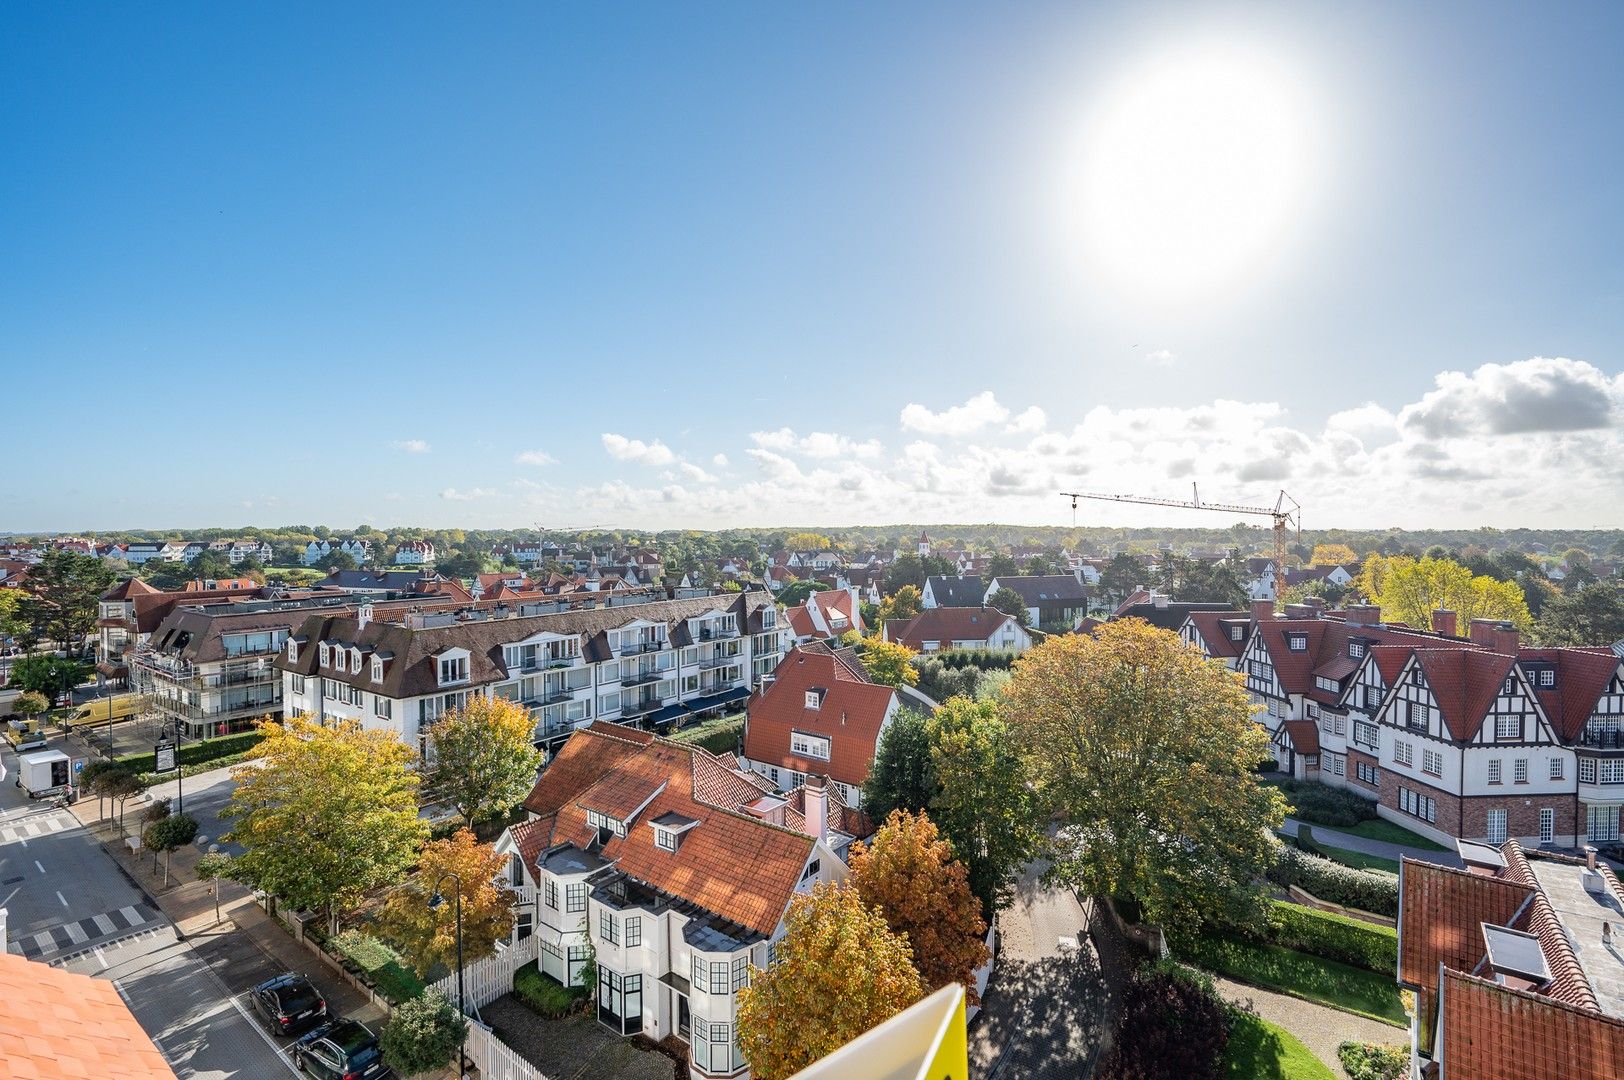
899,391,1011,436
440,487,496,501
1326,402,1397,435
1147,349,1176,366
601,433,675,466
749,428,883,459
392,439,430,453
1007,406,1047,433
1398,357,1620,437
712,453,729,467
677,461,719,484
514,449,557,467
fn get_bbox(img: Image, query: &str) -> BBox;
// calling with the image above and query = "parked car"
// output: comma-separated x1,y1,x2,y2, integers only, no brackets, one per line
248,972,327,1036
292,1018,389,1080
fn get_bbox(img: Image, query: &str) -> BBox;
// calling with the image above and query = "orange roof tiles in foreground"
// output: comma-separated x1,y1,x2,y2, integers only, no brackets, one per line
0,951,175,1080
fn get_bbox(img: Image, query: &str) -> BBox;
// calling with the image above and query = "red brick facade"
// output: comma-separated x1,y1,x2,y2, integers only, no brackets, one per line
1377,771,1575,842
1348,749,1380,792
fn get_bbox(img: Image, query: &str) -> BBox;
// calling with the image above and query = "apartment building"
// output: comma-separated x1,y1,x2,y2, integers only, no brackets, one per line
96,577,270,688
1183,601,1624,850
1397,841,1624,1078
494,723,848,1080
302,538,372,566
392,540,436,566
276,591,790,754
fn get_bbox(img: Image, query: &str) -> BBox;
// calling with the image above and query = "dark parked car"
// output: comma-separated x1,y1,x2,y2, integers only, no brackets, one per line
293,1018,389,1080
248,972,327,1036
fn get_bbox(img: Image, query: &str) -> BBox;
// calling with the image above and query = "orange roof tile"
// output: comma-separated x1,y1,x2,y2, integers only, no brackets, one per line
0,952,175,1079
743,646,896,788
1439,970,1624,1080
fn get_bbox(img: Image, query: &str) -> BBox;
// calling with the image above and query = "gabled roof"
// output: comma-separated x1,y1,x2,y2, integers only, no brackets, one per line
988,575,1088,604
1518,648,1624,741
100,576,160,601
1438,971,1624,1080
744,645,896,788
0,952,176,1079
1281,719,1321,755
885,607,1020,651
1182,610,1252,658
1410,649,1519,742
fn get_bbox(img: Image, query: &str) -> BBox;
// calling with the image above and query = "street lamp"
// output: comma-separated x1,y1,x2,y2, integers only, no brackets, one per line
428,872,466,1079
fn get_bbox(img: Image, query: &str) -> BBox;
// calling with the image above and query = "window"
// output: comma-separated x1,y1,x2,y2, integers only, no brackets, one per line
350,649,362,674
288,639,300,662
655,827,677,852
1357,761,1380,786
1581,757,1597,784
1587,804,1621,842
693,955,707,994
544,878,558,909
1488,759,1502,784
1514,758,1528,783
1330,753,1345,777
376,697,392,720
1287,634,1308,652
1497,714,1520,741
371,658,384,682
625,916,641,948
565,882,587,913
1540,669,1555,688
1540,807,1555,845
1349,641,1365,658
732,954,751,991
790,731,831,760
1364,686,1382,710
709,959,730,995
1333,714,1346,737
1393,740,1413,768
1230,625,1245,641
1315,676,1339,693
692,1018,735,1073
599,911,619,946
291,674,305,695
1486,809,1507,845
1550,758,1565,781
1399,786,1437,823
804,690,821,709
318,643,330,667
516,910,533,941
586,810,625,838
1407,701,1428,731
1422,749,1443,777
439,655,469,685
1603,759,1624,784
800,858,820,883
1354,721,1379,749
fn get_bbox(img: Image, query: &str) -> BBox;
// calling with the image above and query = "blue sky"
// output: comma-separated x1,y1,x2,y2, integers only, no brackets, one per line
4,1,1622,532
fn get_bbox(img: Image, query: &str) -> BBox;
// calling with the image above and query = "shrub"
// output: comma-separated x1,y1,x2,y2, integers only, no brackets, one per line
1263,901,1398,975
1337,1041,1408,1080
932,650,1016,672
114,731,264,775
142,797,173,824
1267,778,1378,828
1097,965,1231,1080
143,812,198,853
513,960,587,1017
1268,844,1398,917
380,989,465,1076
912,658,979,703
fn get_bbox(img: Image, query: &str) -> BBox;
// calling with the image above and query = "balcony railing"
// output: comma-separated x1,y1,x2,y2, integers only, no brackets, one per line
623,670,660,687
1579,732,1624,750
621,698,662,718
622,640,665,655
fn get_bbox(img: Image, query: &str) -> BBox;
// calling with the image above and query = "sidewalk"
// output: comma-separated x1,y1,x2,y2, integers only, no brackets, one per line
1280,818,1461,868
1213,974,1406,1080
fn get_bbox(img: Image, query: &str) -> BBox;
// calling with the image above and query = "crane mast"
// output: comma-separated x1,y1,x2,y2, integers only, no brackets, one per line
1061,486,1301,601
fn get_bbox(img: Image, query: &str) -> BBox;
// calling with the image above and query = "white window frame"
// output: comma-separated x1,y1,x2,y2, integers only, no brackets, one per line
1486,809,1508,845
804,690,820,710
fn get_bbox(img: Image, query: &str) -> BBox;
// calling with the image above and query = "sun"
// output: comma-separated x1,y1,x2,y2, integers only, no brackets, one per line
1065,39,1322,307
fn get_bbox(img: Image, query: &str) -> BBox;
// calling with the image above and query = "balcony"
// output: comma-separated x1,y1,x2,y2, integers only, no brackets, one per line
622,640,665,655
1579,732,1624,750
623,670,660,687
621,698,662,718
699,654,739,670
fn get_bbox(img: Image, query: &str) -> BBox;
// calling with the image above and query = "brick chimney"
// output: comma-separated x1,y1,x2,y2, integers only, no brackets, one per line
1251,600,1275,623
802,775,828,844
1431,609,1457,637
1469,619,1520,654
1345,604,1381,626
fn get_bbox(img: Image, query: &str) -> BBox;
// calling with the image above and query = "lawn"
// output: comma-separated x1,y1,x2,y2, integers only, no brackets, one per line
667,713,744,755
329,931,425,1004
1334,818,1447,852
1225,1012,1336,1080
1179,934,1408,1026
1318,844,1402,874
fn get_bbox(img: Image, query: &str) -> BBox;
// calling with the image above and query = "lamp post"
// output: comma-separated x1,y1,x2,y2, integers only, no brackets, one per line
429,872,465,1079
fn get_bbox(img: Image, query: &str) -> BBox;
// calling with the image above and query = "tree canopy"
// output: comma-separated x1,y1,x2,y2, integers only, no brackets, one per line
848,810,990,1001
1002,621,1286,931
858,637,919,688
735,882,924,1080
17,549,114,651
223,718,427,928
1358,554,1533,631
378,829,516,977
7,654,91,698
986,587,1030,626
777,580,831,607
1309,543,1359,566
425,695,543,825
875,585,923,624
861,707,937,824
1535,581,1624,647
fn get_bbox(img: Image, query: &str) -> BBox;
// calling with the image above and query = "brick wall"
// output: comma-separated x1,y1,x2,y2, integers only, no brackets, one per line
1348,749,1381,794
1377,771,1575,843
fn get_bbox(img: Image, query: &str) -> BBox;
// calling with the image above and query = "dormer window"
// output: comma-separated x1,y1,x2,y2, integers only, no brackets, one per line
654,827,678,852
1229,625,1244,641
372,658,384,682
439,654,469,685
288,639,300,662
805,690,822,710
318,643,331,667
1349,641,1365,659
1287,634,1308,652
350,648,362,674
1539,669,1555,688
763,609,776,629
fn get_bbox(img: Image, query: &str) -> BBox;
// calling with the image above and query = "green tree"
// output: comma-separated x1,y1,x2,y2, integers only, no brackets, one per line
143,813,199,886
1099,553,1148,605
0,588,24,642
223,718,427,932
17,549,115,653
1003,621,1287,932
985,553,1019,578
187,549,235,581
1359,555,1533,631
875,585,923,624
12,689,49,722
777,579,831,607
858,637,919,688
927,697,1039,919
194,852,236,924
8,655,91,699
735,882,925,1080
885,554,927,592
1025,551,1063,575
380,989,466,1076
426,696,544,826
987,587,1030,627
860,708,936,823
1536,582,1624,647
312,550,358,573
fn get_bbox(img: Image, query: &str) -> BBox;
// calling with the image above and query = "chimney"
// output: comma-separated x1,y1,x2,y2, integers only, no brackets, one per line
1152,592,1169,609
1283,604,1317,620
1469,619,1520,654
802,775,829,844
1305,596,1327,613
1251,600,1275,623
1587,845,1599,871
1345,604,1381,626
1431,609,1458,637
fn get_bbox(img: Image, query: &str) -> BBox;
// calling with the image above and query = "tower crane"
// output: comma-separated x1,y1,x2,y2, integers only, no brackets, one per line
1061,485,1301,601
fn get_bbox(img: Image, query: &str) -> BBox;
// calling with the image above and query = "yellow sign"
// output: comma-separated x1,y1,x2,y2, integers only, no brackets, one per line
790,983,968,1080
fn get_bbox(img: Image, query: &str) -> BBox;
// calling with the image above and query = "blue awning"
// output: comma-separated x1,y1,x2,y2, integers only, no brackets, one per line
650,703,690,725
687,686,751,713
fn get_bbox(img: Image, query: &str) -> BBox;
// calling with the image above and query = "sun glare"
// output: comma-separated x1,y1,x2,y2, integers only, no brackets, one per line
1065,39,1322,307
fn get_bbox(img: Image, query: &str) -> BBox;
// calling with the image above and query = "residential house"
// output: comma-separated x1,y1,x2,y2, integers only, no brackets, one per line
393,540,436,566
212,539,273,564
302,538,372,566
982,575,1090,630
883,607,1032,654
1111,591,1234,634
492,723,848,1079
1179,609,1255,669
277,592,788,754
921,575,985,610
739,643,899,809
120,542,178,566
472,572,534,599
784,587,863,643
1396,842,1624,1079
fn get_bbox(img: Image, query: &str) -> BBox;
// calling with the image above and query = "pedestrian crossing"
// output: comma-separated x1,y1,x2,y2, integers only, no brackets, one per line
6,901,160,961
0,810,74,846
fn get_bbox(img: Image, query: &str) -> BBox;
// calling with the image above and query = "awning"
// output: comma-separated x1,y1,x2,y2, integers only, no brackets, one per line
687,687,751,713
650,703,690,725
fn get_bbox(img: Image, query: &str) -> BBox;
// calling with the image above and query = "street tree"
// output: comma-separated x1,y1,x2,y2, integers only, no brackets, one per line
426,696,543,826
927,697,1038,919
735,882,925,1080
8,655,92,700
223,718,427,932
17,549,115,655
0,588,24,643
194,852,236,924
986,587,1030,627
858,637,919,689
1002,620,1287,931
143,813,199,886
848,810,990,1000
12,690,49,723
378,829,516,977
860,707,936,823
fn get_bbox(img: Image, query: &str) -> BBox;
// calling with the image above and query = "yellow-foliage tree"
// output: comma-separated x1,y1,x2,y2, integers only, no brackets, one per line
1001,621,1286,931
859,637,919,688
736,883,924,1080
876,585,923,625
783,532,833,552
849,810,991,1001
1309,543,1359,567
378,829,516,977
1357,555,1533,631
426,695,544,826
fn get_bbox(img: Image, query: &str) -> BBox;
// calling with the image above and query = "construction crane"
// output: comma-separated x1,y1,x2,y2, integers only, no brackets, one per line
1061,485,1301,600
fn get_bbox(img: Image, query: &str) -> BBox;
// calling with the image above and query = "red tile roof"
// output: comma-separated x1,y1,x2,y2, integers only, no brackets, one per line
1411,649,1518,742
1518,647,1623,741
743,646,897,788
0,952,176,1079
1438,970,1624,1080
885,607,1019,651
1183,610,1251,658
1282,720,1321,755
523,724,650,818
1399,858,1535,1024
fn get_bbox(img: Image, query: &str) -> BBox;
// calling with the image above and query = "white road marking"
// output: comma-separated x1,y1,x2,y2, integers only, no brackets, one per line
229,989,303,1075
118,905,141,924
65,921,88,944
33,860,45,874
56,890,69,909
33,931,54,953
94,946,108,969
93,913,117,934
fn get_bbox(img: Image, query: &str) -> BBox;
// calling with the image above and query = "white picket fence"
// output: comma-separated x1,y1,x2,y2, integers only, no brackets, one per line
425,934,550,1080
465,1019,548,1080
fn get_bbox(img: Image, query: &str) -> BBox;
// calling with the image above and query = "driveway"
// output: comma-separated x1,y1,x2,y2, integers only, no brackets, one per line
1279,818,1461,868
482,995,676,1080
969,860,1109,1079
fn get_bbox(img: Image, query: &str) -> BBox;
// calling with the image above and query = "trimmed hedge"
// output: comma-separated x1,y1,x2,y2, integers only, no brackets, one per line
1267,777,1380,829
114,731,264,775
513,960,586,1018
668,714,744,755
1264,901,1397,975
1269,844,1399,918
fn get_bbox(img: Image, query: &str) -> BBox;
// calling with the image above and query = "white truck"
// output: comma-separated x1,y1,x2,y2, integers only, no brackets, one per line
16,749,74,801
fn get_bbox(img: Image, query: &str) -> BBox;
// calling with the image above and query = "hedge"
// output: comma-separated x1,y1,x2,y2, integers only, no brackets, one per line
667,714,744,755
513,960,586,1018
1266,777,1380,829
1263,901,1398,975
1269,844,1399,918
113,731,264,775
